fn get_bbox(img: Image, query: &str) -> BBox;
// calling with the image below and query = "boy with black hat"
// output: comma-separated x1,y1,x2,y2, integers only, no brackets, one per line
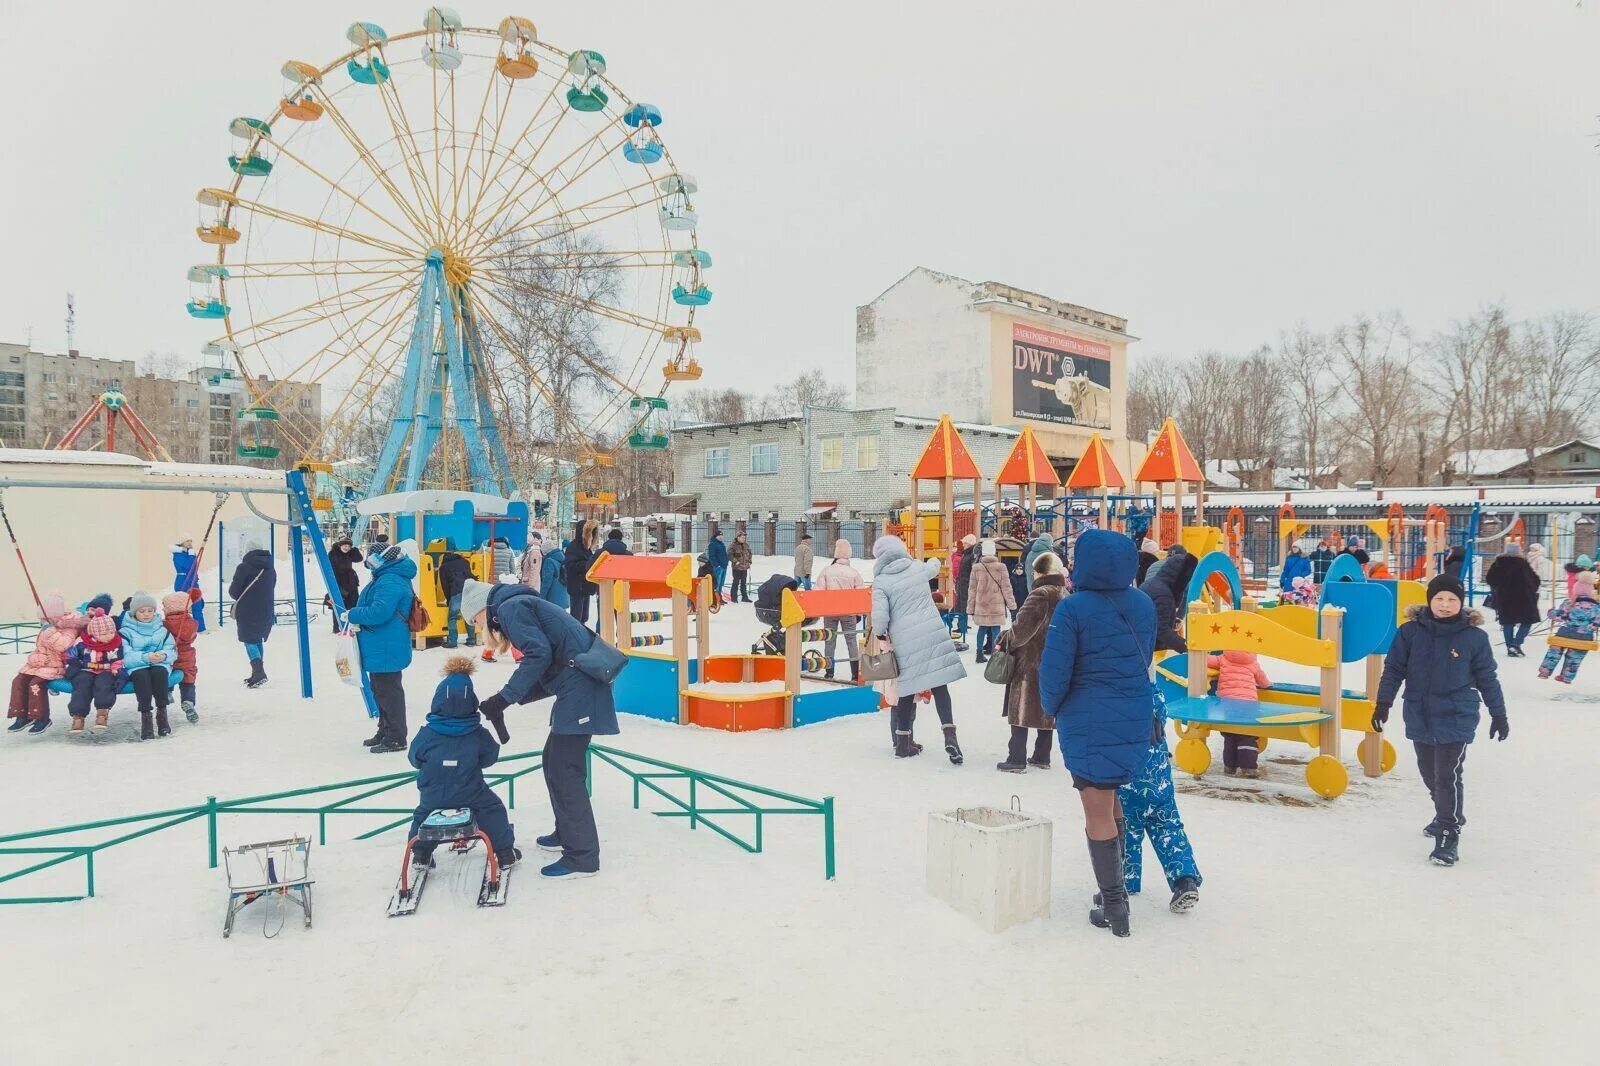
1373,574,1508,866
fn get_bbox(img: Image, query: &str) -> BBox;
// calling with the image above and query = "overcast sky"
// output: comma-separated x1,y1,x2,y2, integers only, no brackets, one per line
2,0,1597,394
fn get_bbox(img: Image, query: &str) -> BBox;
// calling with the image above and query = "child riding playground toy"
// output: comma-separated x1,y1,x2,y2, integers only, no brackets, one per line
592,553,878,732
1157,552,1405,798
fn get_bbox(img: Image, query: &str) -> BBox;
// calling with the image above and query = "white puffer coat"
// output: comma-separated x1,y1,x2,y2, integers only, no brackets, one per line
870,537,967,693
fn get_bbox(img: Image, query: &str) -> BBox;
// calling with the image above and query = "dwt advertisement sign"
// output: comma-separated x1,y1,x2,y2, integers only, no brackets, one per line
1010,323,1113,428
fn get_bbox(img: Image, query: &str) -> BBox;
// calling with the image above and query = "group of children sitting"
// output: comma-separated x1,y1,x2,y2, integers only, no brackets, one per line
7,588,200,740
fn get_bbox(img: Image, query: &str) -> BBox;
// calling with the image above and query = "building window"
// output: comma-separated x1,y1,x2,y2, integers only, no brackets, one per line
1569,451,1585,465
751,442,779,475
299,398,313,411
66,375,76,385
819,437,843,473
42,372,55,383
704,446,729,478
187,399,199,408
7,356,18,364
856,433,880,471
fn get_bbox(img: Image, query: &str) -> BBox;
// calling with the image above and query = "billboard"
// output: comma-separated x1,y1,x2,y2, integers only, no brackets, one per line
1010,323,1113,428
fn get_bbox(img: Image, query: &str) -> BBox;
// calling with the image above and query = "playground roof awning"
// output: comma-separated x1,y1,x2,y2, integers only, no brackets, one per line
357,490,513,516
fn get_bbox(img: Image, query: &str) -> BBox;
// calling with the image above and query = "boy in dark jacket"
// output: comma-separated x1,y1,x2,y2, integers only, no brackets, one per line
1374,574,1508,867
437,548,476,649
408,656,518,868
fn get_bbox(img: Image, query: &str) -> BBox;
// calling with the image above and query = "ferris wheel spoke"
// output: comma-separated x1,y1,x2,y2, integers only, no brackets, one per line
477,180,666,259
316,90,439,241
225,271,412,339
444,56,515,248
371,56,448,240
473,282,647,403
241,284,416,405
461,116,628,255
462,73,570,245
225,192,418,259
470,296,596,453
477,268,677,336
309,319,412,457
258,133,428,249
225,278,413,355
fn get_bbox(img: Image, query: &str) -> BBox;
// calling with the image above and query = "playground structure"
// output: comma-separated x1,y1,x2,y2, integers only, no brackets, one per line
185,11,713,517
1159,552,1418,799
593,553,877,731
1134,418,1216,555
53,388,173,462
1059,432,1156,544
985,425,1061,540
353,489,530,647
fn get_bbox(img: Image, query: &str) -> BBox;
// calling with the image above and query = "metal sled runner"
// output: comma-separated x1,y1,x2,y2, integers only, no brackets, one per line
222,836,313,938
388,808,508,917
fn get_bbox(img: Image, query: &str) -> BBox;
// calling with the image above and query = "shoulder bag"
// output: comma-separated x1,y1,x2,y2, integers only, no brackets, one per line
858,631,899,682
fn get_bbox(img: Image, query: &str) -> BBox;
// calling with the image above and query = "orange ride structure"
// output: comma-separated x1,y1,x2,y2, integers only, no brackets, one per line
54,388,173,462
1062,431,1126,526
993,425,1063,536
1134,418,1215,555
590,552,878,732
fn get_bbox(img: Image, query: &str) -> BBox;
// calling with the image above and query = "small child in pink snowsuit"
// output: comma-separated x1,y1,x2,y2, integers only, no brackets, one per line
7,593,86,735
1207,648,1271,776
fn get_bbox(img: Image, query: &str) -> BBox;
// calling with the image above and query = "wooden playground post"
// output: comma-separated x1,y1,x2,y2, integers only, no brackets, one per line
597,577,616,647
1318,606,1344,765
615,580,632,649
1360,652,1384,777
694,575,711,679
1186,599,1210,700
670,586,690,724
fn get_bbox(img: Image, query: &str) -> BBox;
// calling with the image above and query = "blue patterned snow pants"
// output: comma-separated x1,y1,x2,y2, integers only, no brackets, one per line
1119,741,1201,894
1540,646,1587,684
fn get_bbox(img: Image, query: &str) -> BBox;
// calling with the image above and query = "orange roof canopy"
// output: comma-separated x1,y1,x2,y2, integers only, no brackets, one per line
1064,432,1125,490
995,425,1061,487
910,415,982,480
1134,418,1202,483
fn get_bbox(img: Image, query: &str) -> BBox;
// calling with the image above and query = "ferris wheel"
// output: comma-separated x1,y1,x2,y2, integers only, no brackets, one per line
185,9,708,506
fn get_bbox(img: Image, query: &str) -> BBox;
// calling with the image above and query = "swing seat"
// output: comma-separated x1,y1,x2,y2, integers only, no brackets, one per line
49,670,186,697
1548,634,1599,652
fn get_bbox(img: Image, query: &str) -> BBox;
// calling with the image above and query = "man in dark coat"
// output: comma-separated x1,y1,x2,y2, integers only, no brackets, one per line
706,531,730,598
437,548,476,649
328,536,363,633
1139,544,1195,654
950,534,979,649
1308,540,1336,584
408,659,516,865
462,580,619,878
1374,575,1507,866
602,528,633,557
1440,545,1466,583
1483,543,1540,657
228,545,277,688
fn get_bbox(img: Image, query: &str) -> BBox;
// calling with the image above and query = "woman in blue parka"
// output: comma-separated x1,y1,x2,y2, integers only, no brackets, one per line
1278,544,1312,594
345,545,417,753
1039,528,1156,938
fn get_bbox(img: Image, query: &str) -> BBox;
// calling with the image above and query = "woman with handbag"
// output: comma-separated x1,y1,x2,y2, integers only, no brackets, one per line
995,552,1068,772
1039,529,1157,938
966,539,1017,664
867,535,968,763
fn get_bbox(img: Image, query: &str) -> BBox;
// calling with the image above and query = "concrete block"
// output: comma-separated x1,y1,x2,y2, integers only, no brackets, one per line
926,805,1052,933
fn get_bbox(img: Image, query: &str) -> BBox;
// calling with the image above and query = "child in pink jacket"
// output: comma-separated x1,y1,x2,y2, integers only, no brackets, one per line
1206,648,1271,777
7,593,87,735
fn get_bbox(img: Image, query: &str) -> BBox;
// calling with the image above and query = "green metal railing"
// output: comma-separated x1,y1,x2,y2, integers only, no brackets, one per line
0,621,41,654
0,744,836,904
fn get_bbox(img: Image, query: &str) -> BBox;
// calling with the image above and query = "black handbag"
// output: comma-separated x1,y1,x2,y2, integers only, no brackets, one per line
572,635,629,683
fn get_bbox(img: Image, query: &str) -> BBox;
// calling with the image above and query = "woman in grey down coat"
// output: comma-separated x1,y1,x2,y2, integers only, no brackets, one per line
871,535,968,763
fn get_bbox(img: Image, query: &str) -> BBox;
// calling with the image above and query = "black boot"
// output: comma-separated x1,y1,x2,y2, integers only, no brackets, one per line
495,846,523,869
362,730,385,748
1169,875,1200,913
1086,835,1131,937
1429,828,1460,866
998,726,1027,772
246,658,267,689
850,659,860,683
155,706,172,737
942,723,963,765
139,711,155,741
893,707,919,758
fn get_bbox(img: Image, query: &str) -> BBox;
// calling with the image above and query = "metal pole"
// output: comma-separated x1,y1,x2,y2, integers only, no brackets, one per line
217,520,226,629
291,521,312,700
823,795,836,880
206,796,218,869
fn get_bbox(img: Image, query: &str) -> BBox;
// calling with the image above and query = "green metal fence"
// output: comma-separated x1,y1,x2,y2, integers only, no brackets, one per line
0,744,836,904
0,621,41,654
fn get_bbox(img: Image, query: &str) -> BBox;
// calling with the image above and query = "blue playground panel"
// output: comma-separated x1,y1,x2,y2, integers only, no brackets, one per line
613,654,696,723
394,498,530,553
49,670,186,696
793,685,880,726
1164,694,1330,727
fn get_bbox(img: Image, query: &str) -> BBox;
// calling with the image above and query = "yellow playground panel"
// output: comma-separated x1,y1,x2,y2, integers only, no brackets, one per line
1163,597,1398,799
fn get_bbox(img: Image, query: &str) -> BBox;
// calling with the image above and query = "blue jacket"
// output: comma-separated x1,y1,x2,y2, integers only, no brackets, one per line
346,554,417,674
706,536,729,568
120,614,176,674
539,547,570,608
1376,607,1506,745
1279,551,1312,593
1040,529,1157,786
171,548,201,594
602,536,632,557
409,673,501,810
488,584,618,736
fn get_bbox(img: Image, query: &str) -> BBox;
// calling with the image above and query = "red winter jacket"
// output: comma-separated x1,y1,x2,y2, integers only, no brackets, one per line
1207,649,1270,701
164,610,199,684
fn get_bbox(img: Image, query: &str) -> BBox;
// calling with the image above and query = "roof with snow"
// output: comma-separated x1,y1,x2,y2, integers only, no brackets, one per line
1208,483,1600,510
1448,440,1599,477
0,448,283,482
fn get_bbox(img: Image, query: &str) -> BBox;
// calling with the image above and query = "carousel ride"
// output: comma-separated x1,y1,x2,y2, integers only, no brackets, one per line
185,10,710,521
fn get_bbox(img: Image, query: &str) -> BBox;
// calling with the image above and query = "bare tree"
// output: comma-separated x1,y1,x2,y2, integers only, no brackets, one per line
1127,356,1185,442
1331,312,1415,483
1176,352,1236,474
1275,325,1340,485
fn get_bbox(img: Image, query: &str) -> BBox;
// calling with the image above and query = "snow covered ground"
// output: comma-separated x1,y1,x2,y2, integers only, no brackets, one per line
0,554,1591,1065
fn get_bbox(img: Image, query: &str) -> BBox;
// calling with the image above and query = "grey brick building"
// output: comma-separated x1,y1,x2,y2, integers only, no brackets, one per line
671,406,1019,520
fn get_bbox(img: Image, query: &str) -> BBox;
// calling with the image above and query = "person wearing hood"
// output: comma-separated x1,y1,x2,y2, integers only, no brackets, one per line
519,530,545,593
169,536,207,633
1483,542,1540,657
817,539,865,680
564,520,600,627
1140,543,1196,654
1524,541,1549,582
1136,538,1161,586
1440,545,1466,583
949,533,979,651
66,600,126,735
871,535,968,763
1308,539,1337,584
1564,554,1593,600
228,542,277,689
121,591,176,741
705,529,730,598
1279,544,1312,595
1374,575,1507,867
997,552,1068,772
602,527,632,557
728,531,754,603
458,578,619,879
7,593,84,735
1540,570,1600,685
966,539,1017,664
407,656,519,870
328,535,364,632
1023,534,1055,593
437,545,476,649
162,591,201,724
538,540,570,609
346,545,418,753
1039,528,1158,938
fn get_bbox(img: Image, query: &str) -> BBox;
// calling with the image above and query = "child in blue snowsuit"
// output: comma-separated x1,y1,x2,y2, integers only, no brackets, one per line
1540,571,1599,685
1119,686,1202,912
408,656,519,866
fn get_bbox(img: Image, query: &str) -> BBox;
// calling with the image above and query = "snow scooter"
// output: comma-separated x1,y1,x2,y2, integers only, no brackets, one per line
387,808,511,917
